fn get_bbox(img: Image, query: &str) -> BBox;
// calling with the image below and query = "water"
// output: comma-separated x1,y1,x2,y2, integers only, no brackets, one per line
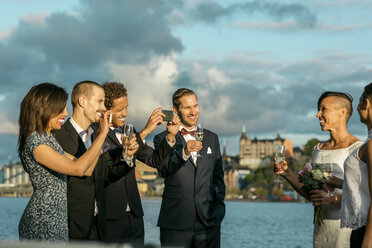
0,198,314,247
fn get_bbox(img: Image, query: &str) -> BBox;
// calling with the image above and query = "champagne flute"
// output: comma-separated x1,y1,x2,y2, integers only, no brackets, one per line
320,155,334,196
195,123,204,158
122,123,134,162
274,145,285,183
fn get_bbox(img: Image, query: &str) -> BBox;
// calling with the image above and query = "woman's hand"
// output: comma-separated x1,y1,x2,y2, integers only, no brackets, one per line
273,158,288,175
309,189,333,206
325,176,343,190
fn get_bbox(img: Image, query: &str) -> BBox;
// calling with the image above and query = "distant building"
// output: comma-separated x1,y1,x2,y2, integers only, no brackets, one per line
135,160,163,195
239,126,293,170
222,143,251,190
1,162,30,186
293,147,305,161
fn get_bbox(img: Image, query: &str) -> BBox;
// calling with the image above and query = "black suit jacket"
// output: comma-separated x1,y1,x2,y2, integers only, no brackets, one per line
104,128,181,220
53,119,129,240
154,129,226,230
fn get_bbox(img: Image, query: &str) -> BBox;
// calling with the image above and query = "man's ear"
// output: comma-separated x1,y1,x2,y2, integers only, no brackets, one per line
339,108,347,119
366,98,371,109
172,106,178,114
78,96,87,108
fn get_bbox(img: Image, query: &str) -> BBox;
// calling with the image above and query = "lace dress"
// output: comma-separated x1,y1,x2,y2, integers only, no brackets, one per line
18,132,68,241
312,141,362,248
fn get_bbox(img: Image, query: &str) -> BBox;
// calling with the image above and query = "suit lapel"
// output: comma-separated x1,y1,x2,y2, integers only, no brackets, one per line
64,119,87,154
108,129,121,147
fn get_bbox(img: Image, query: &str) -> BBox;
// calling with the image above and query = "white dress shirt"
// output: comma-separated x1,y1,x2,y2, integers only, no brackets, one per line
180,125,197,165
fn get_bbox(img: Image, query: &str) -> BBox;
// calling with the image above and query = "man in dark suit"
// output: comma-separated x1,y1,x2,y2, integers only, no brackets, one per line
53,80,139,241
154,88,226,247
101,82,182,245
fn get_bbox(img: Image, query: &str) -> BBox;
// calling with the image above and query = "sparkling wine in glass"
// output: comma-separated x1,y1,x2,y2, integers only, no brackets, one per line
320,155,334,196
274,145,285,183
195,123,203,157
122,123,134,162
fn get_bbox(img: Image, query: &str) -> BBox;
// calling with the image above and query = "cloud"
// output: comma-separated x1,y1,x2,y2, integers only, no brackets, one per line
172,51,371,141
105,54,179,126
230,20,364,32
0,0,183,134
191,1,317,29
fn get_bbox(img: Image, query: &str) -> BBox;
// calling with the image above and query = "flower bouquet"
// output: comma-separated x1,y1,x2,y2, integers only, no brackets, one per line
298,163,326,226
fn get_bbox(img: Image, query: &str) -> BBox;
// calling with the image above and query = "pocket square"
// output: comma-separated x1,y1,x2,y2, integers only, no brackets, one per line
101,141,111,153
207,147,212,154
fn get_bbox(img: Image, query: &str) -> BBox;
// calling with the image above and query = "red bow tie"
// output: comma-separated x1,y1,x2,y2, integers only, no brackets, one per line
180,128,195,136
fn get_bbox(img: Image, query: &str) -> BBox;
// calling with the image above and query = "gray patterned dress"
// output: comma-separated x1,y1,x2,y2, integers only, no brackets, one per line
18,131,68,241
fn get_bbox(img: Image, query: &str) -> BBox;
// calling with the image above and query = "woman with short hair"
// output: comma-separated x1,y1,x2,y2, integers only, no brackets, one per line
275,91,361,248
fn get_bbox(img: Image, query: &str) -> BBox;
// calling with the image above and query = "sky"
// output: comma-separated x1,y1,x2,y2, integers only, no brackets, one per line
1,0,372,164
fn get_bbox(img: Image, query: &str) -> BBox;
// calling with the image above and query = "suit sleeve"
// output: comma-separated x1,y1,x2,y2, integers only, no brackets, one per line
212,135,226,222
135,131,174,170
154,132,187,178
102,147,132,185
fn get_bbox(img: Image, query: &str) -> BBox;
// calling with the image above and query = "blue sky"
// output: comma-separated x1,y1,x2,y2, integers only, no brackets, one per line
1,0,372,164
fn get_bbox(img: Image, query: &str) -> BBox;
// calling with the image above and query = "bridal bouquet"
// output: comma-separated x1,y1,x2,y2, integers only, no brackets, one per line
297,163,326,226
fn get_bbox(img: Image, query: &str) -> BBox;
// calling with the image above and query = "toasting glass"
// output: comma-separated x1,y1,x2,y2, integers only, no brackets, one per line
320,155,334,196
122,123,134,162
195,123,204,157
274,145,285,183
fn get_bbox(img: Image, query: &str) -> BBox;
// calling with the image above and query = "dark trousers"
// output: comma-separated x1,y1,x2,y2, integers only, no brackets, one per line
350,226,366,248
160,217,220,248
105,212,144,245
88,215,100,241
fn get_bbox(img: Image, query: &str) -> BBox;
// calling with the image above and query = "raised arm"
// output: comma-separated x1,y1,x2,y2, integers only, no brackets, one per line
35,112,110,177
274,160,309,200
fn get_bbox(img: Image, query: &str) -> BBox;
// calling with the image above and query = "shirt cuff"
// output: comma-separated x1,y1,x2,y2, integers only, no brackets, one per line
182,148,191,161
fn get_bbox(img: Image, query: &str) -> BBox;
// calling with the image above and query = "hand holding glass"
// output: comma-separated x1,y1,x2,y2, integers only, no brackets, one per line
122,124,134,162
274,145,285,183
195,123,203,157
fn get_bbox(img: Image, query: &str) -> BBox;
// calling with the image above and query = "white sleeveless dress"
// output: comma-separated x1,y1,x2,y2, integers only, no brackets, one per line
312,141,362,248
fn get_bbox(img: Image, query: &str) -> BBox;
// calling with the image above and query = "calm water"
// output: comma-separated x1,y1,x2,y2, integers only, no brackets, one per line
0,198,314,247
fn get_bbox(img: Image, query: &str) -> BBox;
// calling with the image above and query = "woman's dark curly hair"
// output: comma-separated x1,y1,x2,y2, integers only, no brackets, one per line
102,82,127,110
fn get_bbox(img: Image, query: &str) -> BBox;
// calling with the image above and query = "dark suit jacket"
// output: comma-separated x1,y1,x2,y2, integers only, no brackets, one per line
104,128,180,220
53,119,129,240
154,129,226,230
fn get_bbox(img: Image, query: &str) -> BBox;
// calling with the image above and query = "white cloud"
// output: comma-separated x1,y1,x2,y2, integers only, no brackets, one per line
0,117,18,135
105,54,179,125
0,27,16,40
207,67,232,88
20,12,50,26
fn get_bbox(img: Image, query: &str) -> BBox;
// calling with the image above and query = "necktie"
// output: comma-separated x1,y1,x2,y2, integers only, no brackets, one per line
180,128,195,136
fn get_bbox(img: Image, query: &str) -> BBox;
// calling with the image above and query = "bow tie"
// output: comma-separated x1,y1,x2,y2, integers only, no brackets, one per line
113,126,124,134
180,128,195,136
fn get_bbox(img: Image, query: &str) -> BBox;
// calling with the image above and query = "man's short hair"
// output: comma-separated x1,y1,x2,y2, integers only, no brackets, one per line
172,88,197,109
102,82,128,110
362,82,372,102
317,91,353,122
71,80,102,108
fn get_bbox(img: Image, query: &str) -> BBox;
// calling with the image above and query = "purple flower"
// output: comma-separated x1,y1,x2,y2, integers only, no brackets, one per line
305,163,312,172
297,169,304,178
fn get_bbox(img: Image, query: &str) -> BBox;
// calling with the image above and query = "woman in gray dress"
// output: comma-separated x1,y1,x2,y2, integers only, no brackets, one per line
18,82,110,241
